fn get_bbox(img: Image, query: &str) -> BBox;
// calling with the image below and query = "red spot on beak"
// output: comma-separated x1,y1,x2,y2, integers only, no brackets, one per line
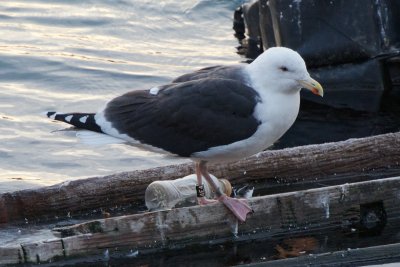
311,88,320,95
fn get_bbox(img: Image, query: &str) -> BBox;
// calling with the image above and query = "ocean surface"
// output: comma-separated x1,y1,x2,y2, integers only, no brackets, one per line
0,0,245,193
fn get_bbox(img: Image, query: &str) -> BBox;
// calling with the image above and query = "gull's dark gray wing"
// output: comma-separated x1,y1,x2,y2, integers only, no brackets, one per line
172,65,247,84
103,78,261,157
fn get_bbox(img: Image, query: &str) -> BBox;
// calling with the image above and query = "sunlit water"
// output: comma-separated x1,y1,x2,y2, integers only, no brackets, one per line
0,0,244,193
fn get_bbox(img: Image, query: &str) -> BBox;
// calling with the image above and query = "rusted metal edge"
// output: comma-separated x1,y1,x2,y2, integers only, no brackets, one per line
2,175,400,265
240,242,400,267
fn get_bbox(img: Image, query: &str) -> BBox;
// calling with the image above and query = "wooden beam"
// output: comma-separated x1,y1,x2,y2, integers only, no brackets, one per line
0,245,23,265
1,175,400,264
21,239,64,263
1,132,400,223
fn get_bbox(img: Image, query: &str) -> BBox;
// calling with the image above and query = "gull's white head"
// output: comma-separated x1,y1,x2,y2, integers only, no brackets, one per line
246,47,323,97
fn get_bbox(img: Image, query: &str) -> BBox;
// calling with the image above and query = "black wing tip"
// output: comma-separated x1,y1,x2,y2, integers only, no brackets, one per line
46,111,57,118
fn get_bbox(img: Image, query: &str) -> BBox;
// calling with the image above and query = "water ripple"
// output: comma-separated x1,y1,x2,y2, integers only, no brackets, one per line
0,0,242,193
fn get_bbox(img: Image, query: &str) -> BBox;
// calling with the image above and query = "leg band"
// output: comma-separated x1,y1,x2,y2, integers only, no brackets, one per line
196,184,206,198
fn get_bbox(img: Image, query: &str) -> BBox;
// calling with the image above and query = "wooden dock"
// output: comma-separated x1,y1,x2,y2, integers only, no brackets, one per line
1,132,400,265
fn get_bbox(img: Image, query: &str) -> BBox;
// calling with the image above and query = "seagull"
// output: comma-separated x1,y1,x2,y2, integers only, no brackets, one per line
47,47,323,222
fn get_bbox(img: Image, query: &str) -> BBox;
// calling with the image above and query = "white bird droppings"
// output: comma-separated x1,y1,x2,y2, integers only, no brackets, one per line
322,201,330,219
127,250,139,257
306,193,330,219
104,249,109,260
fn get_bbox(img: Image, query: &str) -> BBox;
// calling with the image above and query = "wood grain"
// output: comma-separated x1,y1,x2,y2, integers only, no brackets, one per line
1,175,400,264
1,132,399,223
52,176,400,260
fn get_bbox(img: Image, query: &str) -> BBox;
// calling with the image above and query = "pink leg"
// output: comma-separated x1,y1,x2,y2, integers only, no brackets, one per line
195,162,217,205
198,161,253,222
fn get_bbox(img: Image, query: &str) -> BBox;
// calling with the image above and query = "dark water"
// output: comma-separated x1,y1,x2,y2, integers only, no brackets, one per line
0,0,244,193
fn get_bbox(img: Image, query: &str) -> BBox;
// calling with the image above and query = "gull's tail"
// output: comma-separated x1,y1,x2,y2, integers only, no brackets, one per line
46,112,126,145
46,112,103,133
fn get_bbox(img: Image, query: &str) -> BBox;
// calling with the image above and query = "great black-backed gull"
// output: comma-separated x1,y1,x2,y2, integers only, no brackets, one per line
47,47,323,222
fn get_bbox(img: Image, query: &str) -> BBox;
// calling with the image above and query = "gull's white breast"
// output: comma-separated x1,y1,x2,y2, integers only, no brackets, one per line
191,89,300,162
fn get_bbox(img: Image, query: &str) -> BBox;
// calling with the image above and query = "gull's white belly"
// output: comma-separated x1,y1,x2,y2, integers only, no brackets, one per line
192,92,300,162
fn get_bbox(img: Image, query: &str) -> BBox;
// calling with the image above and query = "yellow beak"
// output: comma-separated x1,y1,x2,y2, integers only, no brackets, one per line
298,77,324,97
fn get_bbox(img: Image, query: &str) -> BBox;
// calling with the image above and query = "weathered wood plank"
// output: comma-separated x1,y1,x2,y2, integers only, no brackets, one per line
60,204,235,257
0,245,23,265
21,239,64,263
1,132,400,224
52,176,400,259
1,176,400,264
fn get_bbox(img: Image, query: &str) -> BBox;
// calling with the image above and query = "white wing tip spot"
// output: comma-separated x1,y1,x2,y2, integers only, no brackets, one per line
65,115,73,122
149,87,160,95
79,115,89,123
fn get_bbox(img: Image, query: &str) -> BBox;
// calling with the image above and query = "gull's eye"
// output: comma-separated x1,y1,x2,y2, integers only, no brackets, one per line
280,66,289,72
